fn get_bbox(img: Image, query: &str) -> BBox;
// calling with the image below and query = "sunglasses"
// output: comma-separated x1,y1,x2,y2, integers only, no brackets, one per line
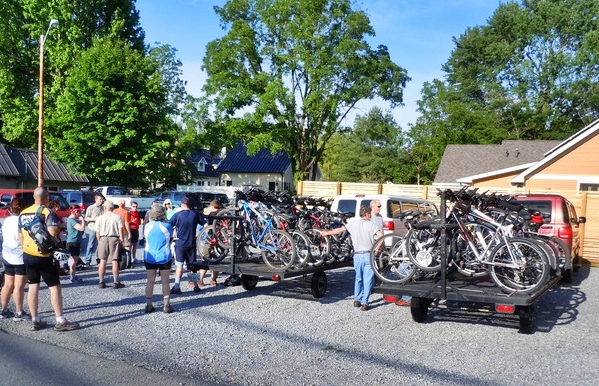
131,206,138,208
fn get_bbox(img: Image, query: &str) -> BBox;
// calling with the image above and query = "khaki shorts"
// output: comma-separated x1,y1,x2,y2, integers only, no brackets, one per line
97,236,120,261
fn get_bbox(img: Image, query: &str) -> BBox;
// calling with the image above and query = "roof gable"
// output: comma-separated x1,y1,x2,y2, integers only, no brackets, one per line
434,140,561,185
217,142,290,174
512,118,599,185
2,145,88,183
0,144,20,177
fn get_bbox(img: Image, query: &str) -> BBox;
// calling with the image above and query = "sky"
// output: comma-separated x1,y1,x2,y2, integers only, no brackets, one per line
136,0,502,130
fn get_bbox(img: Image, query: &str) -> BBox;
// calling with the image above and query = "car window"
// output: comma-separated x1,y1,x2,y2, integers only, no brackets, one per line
336,199,357,215
565,200,577,223
518,200,552,223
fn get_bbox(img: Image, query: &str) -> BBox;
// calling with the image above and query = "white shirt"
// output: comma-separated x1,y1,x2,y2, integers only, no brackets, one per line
1,214,24,265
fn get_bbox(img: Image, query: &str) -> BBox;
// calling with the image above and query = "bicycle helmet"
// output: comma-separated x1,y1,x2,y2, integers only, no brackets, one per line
53,248,71,261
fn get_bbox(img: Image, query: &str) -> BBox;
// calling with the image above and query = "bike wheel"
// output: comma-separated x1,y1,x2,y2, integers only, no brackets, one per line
196,225,228,264
452,222,498,277
370,234,415,284
489,238,551,294
291,230,311,267
329,231,353,263
303,228,331,266
214,208,238,249
261,229,296,270
405,228,444,272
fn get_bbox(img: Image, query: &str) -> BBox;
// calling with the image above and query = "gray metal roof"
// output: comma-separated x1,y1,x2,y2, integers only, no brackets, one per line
0,144,20,176
2,145,89,183
433,140,562,184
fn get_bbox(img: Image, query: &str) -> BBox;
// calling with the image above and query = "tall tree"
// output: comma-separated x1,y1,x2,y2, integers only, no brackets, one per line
321,107,410,183
202,0,409,181
0,0,144,147
409,0,599,184
47,37,183,187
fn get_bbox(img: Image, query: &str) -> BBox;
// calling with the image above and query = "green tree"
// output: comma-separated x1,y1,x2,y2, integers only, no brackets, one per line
0,0,144,147
322,107,410,183
47,37,182,187
202,0,409,181
409,0,599,184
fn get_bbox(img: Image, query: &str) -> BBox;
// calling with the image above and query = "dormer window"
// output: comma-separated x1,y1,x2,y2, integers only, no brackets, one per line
197,159,206,172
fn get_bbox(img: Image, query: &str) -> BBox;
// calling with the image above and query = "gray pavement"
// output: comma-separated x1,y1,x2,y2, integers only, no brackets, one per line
0,328,206,386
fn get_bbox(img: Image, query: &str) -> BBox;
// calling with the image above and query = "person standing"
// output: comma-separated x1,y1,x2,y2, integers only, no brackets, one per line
128,201,142,264
83,193,105,266
18,187,80,331
197,200,221,286
320,205,382,311
163,199,178,220
65,205,85,284
143,204,174,313
168,197,202,294
114,199,132,247
370,199,384,233
95,200,126,289
1,198,29,321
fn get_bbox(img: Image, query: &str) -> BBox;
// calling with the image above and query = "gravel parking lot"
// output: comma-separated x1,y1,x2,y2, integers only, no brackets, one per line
1,251,598,385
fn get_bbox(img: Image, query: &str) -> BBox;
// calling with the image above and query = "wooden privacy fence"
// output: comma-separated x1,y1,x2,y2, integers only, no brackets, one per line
297,181,599,266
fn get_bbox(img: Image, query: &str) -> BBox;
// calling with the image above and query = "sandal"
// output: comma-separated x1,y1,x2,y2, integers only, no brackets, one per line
209,280,217,286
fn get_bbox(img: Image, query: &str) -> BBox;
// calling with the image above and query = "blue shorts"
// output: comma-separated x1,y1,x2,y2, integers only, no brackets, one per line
174,246,196,266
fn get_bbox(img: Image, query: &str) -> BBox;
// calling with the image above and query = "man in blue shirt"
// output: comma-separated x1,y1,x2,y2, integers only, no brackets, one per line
168,197,203,294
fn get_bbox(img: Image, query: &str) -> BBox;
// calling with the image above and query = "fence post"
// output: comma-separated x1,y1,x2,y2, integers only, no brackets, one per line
579,191,588,258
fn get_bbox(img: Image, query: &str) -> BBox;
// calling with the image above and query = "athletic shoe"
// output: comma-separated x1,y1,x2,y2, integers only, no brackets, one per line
163,305,174,314
55,319,80,331
395,299,411,307
170,287,182,295
13,311,30,321
0,309,13,319
145,304,155,313
99,281,107,289
31,320,48,331
113,282,126,289
70,276,84,284
192,286,201,293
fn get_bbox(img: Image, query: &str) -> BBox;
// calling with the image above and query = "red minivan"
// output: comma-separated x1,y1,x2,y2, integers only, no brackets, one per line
512,194,587,279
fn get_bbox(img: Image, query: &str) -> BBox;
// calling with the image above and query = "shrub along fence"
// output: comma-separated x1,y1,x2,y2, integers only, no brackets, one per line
296,181,599,266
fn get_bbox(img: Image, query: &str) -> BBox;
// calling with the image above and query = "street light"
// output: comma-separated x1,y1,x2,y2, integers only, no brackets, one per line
38,18,59,187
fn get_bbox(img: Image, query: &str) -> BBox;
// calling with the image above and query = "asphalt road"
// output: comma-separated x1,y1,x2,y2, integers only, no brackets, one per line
0,329,207,386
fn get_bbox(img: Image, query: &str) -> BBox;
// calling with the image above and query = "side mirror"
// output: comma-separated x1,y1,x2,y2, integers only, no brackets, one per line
578,216,587,224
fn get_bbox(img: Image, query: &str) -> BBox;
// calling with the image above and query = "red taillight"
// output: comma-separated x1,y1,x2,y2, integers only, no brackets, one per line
495,304,515,314
558,226,573,239
383,221,394,231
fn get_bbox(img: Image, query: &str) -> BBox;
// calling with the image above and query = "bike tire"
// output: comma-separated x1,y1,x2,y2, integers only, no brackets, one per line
196,225,229,264
405,228,444,272
370,234,415,284
489,238,551,294
303,228,331,266
291,230,311,267
261,229,296,270
451,222,498,278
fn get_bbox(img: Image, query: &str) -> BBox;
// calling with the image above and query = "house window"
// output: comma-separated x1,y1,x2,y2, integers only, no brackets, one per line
268,181,276,191
197,181,205,186
580,183,599,191
197,160,206,172
225,180,232,187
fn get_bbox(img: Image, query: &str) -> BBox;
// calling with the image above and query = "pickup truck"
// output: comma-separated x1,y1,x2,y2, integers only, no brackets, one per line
94,186,155,211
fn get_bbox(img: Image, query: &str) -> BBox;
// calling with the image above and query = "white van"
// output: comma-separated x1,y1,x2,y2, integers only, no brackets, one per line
329,194,438,236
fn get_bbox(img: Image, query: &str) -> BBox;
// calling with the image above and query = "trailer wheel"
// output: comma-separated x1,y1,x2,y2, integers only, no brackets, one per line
410,297,429,323
518,305,536,334
241,274,259,290
310,272,327,298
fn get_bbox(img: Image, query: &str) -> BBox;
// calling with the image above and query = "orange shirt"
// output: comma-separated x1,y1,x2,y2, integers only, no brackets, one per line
113,207,130,232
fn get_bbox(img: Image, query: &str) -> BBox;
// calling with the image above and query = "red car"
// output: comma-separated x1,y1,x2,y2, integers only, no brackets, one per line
512,193,587,280
0,189,71,222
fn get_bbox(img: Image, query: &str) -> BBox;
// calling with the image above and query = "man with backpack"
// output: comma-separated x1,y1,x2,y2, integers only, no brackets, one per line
18,187,80,331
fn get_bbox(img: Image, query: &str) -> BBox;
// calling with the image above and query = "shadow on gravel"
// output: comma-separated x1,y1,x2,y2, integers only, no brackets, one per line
413,268,590,334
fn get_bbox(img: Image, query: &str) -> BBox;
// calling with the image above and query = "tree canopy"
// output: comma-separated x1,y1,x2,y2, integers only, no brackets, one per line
0,0,191,187
201,0,410,181
408,0,599,184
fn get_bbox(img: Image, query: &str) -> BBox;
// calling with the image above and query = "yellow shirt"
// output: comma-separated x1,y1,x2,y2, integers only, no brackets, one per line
18,205,55,257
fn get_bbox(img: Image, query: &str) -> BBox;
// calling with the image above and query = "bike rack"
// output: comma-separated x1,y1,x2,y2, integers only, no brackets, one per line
372,190,561,334
194,213,353,298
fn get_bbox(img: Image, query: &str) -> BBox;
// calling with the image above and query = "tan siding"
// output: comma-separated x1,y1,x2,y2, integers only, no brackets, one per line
541,135,599,175
525,179,579,190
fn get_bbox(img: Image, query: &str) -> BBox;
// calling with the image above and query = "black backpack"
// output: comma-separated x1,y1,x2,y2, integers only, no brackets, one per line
21,206,59,254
